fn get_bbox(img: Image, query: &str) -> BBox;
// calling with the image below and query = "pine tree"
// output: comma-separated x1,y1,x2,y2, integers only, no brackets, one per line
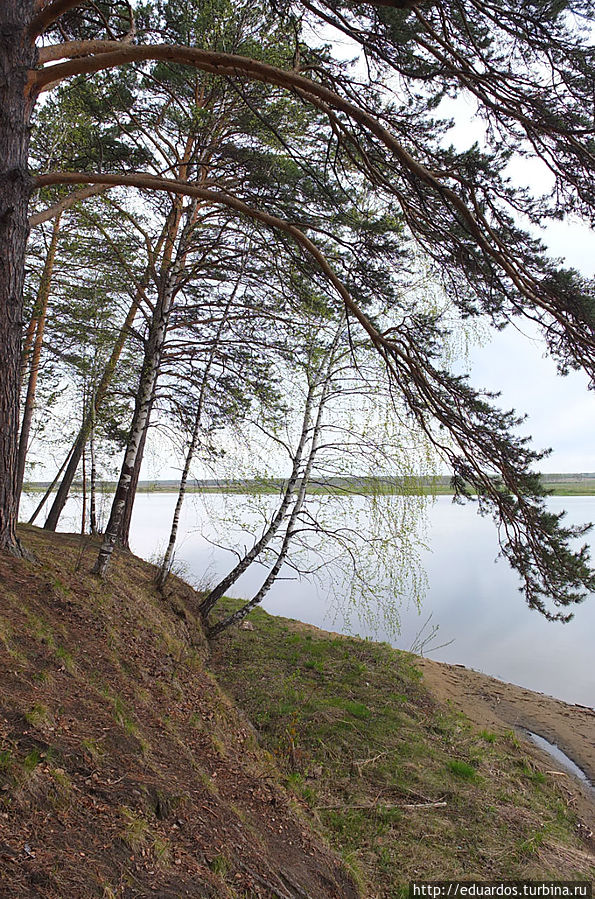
0,0,594,618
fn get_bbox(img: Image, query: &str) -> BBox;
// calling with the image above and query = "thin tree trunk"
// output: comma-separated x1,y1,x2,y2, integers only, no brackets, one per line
16,211,62,504
45,145,196,539
81,444,87,535
0,0,37,554
43,274,149,531
21,311,38,386
21,211,61,380
93,204,196,577
197,379,318,621
155,404,201,591
42,209,172,534
89,414,97,534
93,326,165,575
28,443,75,524
43,144,200,536
207,362,333,638
157,297,233,591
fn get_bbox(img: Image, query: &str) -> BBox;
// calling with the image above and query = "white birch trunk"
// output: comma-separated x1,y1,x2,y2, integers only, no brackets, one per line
197,377,319,620
207,315,345,636
93,204,196,577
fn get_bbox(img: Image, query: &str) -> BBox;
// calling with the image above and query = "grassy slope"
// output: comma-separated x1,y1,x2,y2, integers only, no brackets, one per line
1,527,593,898
209,602,595,897
0,526,357,899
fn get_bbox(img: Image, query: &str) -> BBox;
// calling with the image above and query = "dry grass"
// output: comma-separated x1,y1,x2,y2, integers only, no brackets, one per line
210,601,595,896
0,525,357,899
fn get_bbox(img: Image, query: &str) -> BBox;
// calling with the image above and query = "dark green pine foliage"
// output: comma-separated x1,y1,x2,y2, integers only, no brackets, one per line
260,0,595,619
31,68,150,196
26,0,595,616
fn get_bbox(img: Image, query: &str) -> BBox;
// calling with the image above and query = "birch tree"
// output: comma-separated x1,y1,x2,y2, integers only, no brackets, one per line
0,0,594,618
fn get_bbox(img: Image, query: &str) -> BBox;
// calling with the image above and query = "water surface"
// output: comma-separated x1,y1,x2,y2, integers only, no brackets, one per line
20,491,595,708
525,732,593,793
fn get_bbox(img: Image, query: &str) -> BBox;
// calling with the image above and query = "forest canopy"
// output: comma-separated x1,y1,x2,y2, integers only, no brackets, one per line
1,0,594,629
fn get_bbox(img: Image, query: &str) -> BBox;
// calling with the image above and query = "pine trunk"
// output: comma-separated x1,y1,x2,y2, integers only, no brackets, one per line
16,211,62,505
0,0,36,554
21,306,38,384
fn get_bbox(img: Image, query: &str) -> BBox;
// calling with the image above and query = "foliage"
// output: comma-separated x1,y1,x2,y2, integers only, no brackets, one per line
2,0,594,618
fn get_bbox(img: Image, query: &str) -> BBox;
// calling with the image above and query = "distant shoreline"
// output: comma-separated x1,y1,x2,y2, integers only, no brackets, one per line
22,474,595,497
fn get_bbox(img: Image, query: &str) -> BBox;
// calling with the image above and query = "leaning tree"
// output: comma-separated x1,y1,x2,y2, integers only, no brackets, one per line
1,0,595,619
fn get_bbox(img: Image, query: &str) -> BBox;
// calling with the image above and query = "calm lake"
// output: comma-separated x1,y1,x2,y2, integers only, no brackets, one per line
20,491,595,709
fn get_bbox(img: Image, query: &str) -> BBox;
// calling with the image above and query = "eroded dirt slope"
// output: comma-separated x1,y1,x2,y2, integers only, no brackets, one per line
0,526,357,899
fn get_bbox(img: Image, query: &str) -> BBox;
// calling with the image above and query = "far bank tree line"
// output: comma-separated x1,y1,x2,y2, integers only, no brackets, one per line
1,0,595,632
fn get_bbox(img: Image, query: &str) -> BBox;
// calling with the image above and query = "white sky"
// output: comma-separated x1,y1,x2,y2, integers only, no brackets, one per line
466,219,595,473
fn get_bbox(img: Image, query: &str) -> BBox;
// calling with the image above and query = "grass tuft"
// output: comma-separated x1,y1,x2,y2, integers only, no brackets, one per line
24,703,51,728
446,759,478,780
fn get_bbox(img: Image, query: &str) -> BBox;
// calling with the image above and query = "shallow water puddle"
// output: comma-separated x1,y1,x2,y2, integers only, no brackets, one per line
525,730,594,794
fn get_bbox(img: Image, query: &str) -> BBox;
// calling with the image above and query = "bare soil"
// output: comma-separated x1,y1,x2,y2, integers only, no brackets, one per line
0,526,358,899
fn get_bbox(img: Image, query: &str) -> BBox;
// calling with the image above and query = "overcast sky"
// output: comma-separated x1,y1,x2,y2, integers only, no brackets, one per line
441,89,595,474
466,218,594,473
